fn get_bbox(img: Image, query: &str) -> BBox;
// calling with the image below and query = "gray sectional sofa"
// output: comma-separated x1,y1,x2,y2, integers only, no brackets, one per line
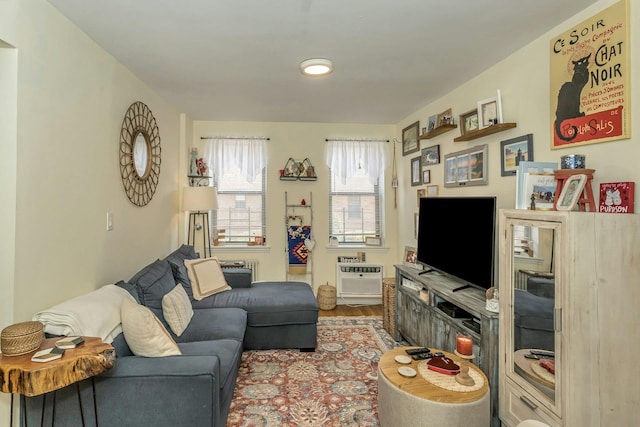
24,245,319,426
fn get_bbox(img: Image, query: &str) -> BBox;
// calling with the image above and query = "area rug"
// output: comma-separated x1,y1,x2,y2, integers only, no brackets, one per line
227,316,403,426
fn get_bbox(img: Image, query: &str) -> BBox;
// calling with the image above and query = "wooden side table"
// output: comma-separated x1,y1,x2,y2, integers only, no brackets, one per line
0,336,115,426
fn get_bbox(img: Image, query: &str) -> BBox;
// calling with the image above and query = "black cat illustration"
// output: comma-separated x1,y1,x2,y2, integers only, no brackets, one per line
554,53,591,141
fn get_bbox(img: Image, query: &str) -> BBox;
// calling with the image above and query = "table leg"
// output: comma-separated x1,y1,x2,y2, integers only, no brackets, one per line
92,378,99,427
76,382,86,426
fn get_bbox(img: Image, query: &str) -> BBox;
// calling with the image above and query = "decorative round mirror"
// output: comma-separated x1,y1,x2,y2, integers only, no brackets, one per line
119,101,161,206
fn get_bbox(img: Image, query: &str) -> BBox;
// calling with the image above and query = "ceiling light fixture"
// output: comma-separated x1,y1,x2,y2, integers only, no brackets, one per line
300,58,334,76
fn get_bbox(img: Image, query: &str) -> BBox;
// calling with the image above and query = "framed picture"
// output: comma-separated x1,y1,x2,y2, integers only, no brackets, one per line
411,156,422,186
459,109,479,136
422,169,431,184
403,246,420,269
444,144,488,187
365,236,382,246
557,174,588,211
426,185,439,196
414,213,419,239
254,236,264,246
477,91,503,129
436,108,453,127
421,144,440,165
416,188,426,207
427,115,437,131
402,121,420,156
500,134,534,176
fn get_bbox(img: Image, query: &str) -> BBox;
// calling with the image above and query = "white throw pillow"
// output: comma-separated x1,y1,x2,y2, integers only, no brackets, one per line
121,298,181,357
162,284,193,336
184,257,231,300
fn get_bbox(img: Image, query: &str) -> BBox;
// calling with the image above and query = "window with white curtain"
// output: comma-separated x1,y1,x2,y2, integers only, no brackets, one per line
326,139,387,245
203,138,268,244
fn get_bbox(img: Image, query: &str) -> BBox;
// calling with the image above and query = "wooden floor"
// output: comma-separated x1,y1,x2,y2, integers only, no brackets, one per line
318,304,382,317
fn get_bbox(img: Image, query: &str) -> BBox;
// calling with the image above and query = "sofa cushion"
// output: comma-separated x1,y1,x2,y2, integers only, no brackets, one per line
184,257,231,300
115,280,140,304
121,298,181,357
162,284,194,336
175,307,247,343
178,338,242,392
165,245,199,298
128,259,176,325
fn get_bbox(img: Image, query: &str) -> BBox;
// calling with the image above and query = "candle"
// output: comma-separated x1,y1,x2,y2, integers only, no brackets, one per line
456,334,473,356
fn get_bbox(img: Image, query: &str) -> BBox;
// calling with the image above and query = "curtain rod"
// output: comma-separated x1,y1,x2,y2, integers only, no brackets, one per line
325,138,390,142
200,136,270,140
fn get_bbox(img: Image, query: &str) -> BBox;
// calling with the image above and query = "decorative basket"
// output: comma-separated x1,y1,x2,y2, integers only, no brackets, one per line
382,278,396,336
1,321,44,356
317,284,337,310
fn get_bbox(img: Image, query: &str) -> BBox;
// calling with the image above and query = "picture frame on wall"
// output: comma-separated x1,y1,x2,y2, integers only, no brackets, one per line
411,156,422,186
459,109,479,136
426,184,439,196
444,144,488,187
557,174,588,211
427,115,437,131
402,121,420,156
417,188,426,207
422,169,431,184
421,144,440,165
477,91,503,129
500,134,534,176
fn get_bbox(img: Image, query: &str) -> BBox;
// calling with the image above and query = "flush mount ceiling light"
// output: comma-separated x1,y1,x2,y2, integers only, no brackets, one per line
300,58,334,76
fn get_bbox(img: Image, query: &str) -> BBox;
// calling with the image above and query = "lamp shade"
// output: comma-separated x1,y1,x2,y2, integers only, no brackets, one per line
182,186,218,211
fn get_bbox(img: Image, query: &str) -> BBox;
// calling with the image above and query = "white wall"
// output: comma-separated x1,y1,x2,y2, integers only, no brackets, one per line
191,121,398,292
395,0,638,252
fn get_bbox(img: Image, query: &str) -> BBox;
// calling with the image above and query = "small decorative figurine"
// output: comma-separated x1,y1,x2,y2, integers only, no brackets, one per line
190,148,198,176
530,193,536,210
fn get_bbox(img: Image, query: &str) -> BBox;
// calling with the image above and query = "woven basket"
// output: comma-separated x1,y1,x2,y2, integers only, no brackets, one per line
1,321,44,356
382,278,396,336
317,284,337,310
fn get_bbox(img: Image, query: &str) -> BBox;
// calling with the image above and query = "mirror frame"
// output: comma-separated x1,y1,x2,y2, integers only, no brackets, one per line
119,101,161,206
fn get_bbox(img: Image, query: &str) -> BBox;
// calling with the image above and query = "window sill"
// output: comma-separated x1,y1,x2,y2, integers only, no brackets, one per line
209,245,271,253
326,246,389,253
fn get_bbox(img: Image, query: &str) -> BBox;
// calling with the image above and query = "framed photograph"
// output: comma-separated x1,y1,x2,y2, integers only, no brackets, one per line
365,236,382,246
411,156,422,186
427,115,437,131
459,109,479,136
402,121,420,156
414,213,419,239
422,169,431,184
436,108,453,127
524,172,557,210
477,91,503,129
500,134,534,176
403,246,420,269
421,144,440,165
426,184,439,196
254,236,264,246
417,188,426,207
444,144,488,187
557,174,588,211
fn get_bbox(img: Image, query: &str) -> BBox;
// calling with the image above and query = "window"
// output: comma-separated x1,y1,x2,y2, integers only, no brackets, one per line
329,168,382,244
203,138,268,245
325,139,387,246
212,166,265,244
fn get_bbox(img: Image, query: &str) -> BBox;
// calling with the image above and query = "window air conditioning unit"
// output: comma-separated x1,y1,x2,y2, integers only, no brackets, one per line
336,263,383,297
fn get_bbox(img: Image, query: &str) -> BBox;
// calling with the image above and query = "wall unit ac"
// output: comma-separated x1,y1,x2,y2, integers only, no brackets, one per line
337,263,383,297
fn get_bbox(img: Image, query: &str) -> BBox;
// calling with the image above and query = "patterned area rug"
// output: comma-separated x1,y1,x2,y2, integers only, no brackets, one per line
227,316,403,426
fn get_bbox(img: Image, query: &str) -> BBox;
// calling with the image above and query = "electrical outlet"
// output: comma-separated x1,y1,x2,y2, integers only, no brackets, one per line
107,212,113,231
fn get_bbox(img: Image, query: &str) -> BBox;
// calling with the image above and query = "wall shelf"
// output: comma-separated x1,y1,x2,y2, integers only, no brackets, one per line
419,124,457,140
453,123,517,142
280,157,317,181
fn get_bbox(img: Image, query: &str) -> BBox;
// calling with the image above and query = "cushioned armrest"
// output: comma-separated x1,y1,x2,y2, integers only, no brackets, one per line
222,268,252,288
98,354,220,379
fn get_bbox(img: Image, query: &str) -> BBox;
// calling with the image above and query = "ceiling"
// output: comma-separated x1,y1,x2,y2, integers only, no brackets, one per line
48,0,598,124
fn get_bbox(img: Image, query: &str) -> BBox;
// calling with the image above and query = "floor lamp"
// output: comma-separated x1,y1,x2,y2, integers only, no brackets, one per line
183,186,218,258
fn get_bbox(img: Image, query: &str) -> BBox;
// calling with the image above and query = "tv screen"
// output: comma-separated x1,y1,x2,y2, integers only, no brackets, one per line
417,196,496,290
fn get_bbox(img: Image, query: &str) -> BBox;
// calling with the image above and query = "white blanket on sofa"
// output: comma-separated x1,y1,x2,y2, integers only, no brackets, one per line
32,284,135,343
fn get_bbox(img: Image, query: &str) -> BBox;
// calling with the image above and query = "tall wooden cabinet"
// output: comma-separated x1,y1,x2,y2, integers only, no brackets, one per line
498,209,640,427
395,265,500,426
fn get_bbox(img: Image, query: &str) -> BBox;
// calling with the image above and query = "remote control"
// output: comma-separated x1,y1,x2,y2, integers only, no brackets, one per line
405,347,430,355
411,352,433,360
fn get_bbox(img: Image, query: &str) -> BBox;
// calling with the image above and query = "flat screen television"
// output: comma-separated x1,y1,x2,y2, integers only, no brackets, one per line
417,196,496,291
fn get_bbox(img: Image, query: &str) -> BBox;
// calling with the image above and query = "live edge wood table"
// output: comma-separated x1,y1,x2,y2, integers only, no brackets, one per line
377,347,489,427
0,336,115,427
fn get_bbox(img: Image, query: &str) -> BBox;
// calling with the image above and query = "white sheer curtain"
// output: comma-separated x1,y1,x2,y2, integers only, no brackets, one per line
325,139,388,185
202,138,268,183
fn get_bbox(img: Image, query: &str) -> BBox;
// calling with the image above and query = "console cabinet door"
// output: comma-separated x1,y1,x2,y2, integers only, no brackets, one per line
397,290,426,345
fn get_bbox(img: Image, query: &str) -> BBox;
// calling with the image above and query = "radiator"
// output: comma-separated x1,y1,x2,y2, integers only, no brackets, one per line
336,263,383,297
220,259,259,282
